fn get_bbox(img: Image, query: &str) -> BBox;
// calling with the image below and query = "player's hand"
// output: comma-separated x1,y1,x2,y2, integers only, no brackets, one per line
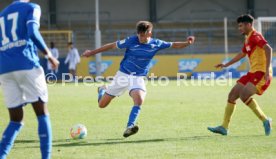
187,36,195,44
82,50,93,57
48,56,59,70
215,63,226,69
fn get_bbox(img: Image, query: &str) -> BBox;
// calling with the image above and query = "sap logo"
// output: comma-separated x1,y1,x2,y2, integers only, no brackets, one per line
222,58,245,70
272,57,276,68
89,61,113,75
149,59,158,70
178,59,201,72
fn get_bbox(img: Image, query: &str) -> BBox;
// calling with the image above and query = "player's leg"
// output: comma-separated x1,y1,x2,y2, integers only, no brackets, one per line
54,68,58,74
98,91,115,108
69,69,75,79
240,82,266,121
128,89,146,127
222,83,244,129
0,108,24,159
0,107,24,159
240,81,272,135
22,67,52,159
68,64,76,81
32,100,52,159
72,69,76,77
123,76,146,138
0,73,24,159
98,71,128,108
123,89,146,138
97,85,117,108
208,83,244,135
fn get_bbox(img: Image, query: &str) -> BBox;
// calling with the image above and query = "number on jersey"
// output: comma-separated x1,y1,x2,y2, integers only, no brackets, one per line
0,12,19,45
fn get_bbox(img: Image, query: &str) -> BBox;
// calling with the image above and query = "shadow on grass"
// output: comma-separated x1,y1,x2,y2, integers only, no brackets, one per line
14,134,263,149
15,139,72,144
52,134,263,147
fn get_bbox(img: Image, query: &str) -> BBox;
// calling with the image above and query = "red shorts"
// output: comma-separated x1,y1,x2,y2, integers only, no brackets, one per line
237,71,272,95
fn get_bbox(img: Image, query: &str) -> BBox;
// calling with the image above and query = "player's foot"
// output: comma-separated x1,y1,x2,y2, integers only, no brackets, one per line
97,85,107,102
123,125,139,138
97,85,107,93
207,126,228,136
263,117,272,136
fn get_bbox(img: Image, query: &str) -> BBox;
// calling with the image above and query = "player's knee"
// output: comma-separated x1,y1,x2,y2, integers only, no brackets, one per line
228,93,237,103
10,116,23,123
227,93,233,101
133,97,144,106
239,91,249,103
9,108,24,122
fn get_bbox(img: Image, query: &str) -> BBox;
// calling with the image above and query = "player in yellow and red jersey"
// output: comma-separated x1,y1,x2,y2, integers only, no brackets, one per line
208,14,273,136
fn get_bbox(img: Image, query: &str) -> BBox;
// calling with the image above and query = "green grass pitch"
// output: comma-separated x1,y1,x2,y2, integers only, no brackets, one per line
0,80,276,159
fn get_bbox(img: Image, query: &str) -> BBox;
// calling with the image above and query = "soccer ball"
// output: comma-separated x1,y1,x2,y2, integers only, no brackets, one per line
70,124,87,139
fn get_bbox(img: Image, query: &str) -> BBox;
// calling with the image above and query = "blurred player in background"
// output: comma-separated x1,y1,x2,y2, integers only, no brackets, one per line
65,42,80,80
47,42,59,74
0,0,59,159
82,21,195,137
208,14,273,136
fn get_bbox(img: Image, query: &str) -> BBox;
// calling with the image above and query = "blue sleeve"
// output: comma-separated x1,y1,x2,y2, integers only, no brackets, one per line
26,4,41,27
27,22,48,53
116,37,133,49
157,39,172,50
26,4,48,53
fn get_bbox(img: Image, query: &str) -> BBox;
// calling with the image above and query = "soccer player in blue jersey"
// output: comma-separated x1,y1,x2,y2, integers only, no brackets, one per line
82,21,195,137
0,0,59,159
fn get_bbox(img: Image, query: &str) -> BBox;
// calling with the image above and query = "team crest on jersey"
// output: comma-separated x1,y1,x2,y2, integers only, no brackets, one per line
150,44,156,48
246,45,251,52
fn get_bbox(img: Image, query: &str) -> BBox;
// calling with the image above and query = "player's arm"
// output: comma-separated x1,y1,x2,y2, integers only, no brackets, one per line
27,5,59,69
263,44,273,81
215,52,246,68
171,36,195,49
27,22,59,69
82,42,117,57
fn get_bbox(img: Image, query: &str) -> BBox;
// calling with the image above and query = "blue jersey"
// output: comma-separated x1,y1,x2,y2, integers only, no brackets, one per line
117,35,172,76
0,1,42,74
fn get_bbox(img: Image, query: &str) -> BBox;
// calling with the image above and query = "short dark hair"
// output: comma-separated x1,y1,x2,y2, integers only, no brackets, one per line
136,21,153,34
50,42,54,48
237,14,254,24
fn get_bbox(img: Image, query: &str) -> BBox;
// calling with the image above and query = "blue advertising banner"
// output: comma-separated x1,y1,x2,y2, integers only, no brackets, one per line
89,61,113,75
178,59,201,72
273,57,276,76
192,58,247,79
192,71,247,79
